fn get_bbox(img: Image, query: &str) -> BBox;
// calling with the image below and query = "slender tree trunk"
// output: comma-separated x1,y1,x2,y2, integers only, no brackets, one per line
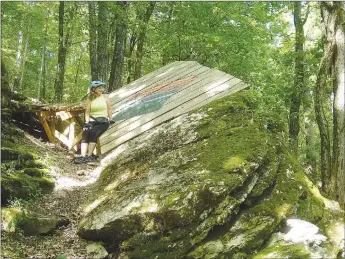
74,52,83,85
329,2,345,207
162,2,175,66
54,2,77,102
38,8,49,100
126,34,136,84
109,1,128,92
54,2,66,102
97,2,109,83
88,1,98,80
13,30,23,91
289,1,305,155
303,90,317,173
314,41,333,195
19,38,29,91
315,2,344,206
133,2,156,80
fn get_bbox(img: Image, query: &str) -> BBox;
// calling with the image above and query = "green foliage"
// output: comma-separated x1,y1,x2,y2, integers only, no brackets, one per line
56,254,68,259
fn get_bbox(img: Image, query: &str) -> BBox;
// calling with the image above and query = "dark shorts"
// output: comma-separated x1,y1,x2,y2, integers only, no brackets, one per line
81,122,109,143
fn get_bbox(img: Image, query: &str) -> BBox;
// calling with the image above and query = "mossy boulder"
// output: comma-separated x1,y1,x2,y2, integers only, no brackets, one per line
1,125,54,205
1,171,55,204
77,91,344,259
1,207,69,236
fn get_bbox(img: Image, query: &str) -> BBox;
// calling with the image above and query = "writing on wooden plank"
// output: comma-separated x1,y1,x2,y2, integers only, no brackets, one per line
100,68,247,154
114,76,197,122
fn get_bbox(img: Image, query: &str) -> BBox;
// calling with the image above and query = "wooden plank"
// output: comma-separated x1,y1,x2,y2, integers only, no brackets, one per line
70,131,83,150
74,114,84,127
68,118,76,150
49,117,56,142
96,139,101,156
101,69,226,142
40,110,57,117
186,83,247,112
39,115,56,144
110,65,212,128
109,67,217,130
110,61,200,106
108,61,185,103
54,130,69,147
100,72,232,147
100,77,246,154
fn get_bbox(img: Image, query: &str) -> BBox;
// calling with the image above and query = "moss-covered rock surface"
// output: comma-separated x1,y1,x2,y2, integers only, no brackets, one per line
1,123,55,205
74,91,343,258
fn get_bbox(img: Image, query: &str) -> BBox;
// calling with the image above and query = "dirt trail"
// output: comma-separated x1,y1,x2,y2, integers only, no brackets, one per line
2,133,104,259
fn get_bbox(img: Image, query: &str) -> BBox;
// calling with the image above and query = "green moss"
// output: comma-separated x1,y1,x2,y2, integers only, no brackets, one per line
252,241,311,259
1,207,22,232
1,139,16,148
82,91,339,259
1,147,35,162
22,168,49,177
1,172,54,205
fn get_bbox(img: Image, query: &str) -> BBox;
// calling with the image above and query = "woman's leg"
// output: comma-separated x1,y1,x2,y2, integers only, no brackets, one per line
81,143,88,156
81,123,93,156
87,123,109,156
87,142,97,156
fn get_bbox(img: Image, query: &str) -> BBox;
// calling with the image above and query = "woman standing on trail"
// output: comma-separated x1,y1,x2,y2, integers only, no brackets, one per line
74,80,114,164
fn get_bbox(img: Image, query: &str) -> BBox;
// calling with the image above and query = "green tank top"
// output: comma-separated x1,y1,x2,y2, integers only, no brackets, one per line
90,95,108,118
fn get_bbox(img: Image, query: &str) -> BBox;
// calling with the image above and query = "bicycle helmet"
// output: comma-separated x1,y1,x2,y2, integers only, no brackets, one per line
89,80,106,89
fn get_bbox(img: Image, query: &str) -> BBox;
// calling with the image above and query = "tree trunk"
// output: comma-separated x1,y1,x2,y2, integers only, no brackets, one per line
303,90,317,174
109,1,128,92
289,1,305,155
13,30,23,91
19,38,29,91
88,1,98,80
329,2,345,207
74,51,83,85
162,2,175,66
133,2,156,80
38,8,49,100
54,2,77,102
314,42,333,196
97,2,109,83
126,34,136,84
316,2,345,206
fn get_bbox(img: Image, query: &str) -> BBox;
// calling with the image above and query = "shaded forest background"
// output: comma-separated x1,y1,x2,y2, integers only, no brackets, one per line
1,1,344,207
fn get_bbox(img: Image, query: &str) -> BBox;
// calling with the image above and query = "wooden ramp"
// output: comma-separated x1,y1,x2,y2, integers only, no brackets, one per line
99,61,247,154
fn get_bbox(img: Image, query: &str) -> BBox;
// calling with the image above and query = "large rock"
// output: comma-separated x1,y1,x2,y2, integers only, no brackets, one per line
1,125,55,205
78,91,344,258
1,207,69,236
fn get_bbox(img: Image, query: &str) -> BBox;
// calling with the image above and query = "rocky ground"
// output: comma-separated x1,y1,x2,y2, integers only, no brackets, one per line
1,133,103,259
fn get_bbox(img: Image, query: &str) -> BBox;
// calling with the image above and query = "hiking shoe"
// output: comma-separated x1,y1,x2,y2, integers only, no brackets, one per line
84,155,96,163
74,156,87,164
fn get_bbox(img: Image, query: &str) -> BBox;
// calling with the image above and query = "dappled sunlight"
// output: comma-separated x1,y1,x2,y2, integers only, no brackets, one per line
156,67,177,78
101,142,128,165
54,144,129,191
223,156,246,171
24,133,46,148
205,80,227,92
275,203,291,219
83,194,108,215
207,82,230,94
128,120,141,131
302,175,342,211
325,220,345,251
55,176,92,190
141,121,154,131
104,170,132,191
134,194,159,214
109,84,147,99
